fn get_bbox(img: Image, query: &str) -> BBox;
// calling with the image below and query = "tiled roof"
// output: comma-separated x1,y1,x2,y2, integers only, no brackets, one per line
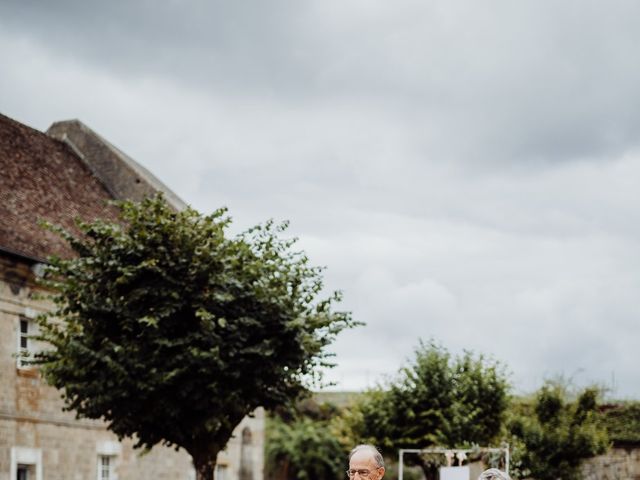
0,113,119,262
47,120,187,211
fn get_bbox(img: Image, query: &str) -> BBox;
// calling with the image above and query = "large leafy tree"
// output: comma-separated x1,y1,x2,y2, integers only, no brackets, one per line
34,195,355,480
347,341,510,480
508,384,609,480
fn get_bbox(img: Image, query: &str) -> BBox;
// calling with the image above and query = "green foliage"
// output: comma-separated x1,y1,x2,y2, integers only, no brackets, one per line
598,402,640,444
351,340,509,450
508,384,609,480
346,340,509,479
33,195,355,477
266,414,345,480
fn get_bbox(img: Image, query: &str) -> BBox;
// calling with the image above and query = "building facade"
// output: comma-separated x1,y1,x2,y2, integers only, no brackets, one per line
0,113,264,480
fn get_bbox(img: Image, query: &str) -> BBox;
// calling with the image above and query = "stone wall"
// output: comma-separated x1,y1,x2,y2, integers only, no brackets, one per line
0,254,264,480
581,446,640,480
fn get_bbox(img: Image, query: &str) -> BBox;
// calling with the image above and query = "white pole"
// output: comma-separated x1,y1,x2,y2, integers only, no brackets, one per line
398,449,404,480
505,445,510,476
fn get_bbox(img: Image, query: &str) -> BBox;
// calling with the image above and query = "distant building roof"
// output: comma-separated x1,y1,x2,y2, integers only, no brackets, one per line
0,113,185,262
47,120,186,211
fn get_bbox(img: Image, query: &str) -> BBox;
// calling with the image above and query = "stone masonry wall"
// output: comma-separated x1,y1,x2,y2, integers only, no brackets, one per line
581,447,640,480
1,254,264,480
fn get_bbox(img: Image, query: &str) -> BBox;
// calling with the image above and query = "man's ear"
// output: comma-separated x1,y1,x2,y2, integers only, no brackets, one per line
379,467,386,479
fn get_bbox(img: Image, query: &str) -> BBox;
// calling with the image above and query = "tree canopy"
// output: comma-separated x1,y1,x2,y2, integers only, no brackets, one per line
345,340,510,479
34,195,355,479
508,384,609,480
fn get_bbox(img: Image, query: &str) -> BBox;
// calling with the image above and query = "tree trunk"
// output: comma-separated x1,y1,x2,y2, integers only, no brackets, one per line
192,452,217,480
420,462,439,480
196,463,215,480
195,460,215,480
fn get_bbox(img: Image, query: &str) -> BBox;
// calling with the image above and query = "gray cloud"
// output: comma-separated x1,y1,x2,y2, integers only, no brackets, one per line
6,0,640,168
2,0,640,397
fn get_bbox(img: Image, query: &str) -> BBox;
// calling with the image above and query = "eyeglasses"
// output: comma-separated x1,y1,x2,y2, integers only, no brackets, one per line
346,469,378,478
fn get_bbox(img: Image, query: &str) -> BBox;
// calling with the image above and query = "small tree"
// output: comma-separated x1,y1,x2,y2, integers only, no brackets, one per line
266,414,345,480
34,195,355,480
348,340,510,480
508,384,609,480
265,396,346,480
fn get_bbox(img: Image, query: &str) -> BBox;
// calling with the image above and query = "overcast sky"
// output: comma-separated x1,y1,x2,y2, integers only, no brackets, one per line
2,0,640,397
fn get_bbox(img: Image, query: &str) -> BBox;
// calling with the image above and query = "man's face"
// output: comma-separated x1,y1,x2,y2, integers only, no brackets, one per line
348,449,385,480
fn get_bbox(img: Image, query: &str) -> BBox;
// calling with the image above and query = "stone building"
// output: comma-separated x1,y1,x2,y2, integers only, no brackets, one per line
0,113,264,480
582,446,640,480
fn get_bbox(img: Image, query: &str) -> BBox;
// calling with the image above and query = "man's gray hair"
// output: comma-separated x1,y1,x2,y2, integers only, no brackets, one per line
478,468,510,480
349,444,385,468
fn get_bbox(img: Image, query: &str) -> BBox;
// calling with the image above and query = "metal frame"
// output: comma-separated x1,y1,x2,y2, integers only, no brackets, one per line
398,446,509,480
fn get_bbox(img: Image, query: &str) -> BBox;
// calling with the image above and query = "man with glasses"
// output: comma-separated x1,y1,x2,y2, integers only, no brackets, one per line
347,444,385,480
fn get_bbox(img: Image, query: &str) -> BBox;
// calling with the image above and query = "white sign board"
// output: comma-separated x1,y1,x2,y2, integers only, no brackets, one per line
439,466,470,480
